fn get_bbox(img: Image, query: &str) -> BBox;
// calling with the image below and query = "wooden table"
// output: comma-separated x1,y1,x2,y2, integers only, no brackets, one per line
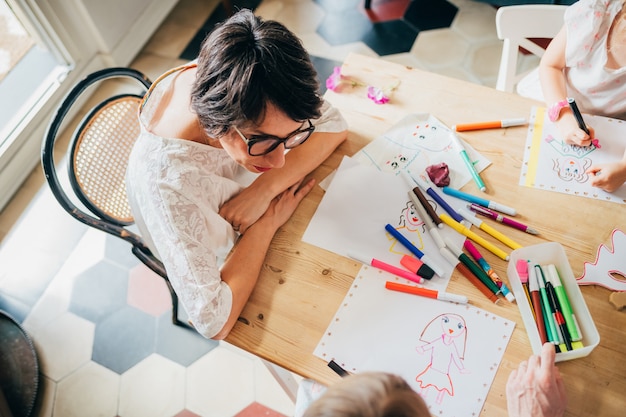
225,53,626,416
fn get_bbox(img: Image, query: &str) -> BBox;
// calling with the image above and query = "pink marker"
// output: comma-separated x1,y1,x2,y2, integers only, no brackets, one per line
469,203,539,235
348,252,424,284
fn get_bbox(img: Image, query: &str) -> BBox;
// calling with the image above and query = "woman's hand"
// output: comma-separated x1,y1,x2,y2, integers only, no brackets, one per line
506,343,567,417
219,182,274,234
222,177,315,234
256,177,316,232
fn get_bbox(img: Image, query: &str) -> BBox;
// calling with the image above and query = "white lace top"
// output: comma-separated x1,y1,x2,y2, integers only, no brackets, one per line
564,0,626,119
126,64,347,338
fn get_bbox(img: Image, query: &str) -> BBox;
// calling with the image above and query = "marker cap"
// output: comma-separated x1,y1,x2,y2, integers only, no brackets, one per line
400,255,435,280
440,292,469,304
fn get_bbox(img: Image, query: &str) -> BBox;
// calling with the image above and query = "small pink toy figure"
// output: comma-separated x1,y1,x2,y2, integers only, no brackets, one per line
415,313,470,404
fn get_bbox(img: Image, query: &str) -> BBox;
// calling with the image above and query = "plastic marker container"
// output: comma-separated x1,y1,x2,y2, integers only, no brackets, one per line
507,242,599,362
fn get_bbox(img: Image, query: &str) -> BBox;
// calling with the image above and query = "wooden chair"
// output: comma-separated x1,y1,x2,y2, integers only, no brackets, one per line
41,67,192,329
495,4,567,100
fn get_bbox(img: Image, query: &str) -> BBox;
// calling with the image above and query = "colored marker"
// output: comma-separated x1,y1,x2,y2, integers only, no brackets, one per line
442,186,517,216
545,277,573,351
399,170,445,240
516,259,535,319
449,132,486,192
567,97,590,135
400,255,435,280
384,224,443,277
411,173,464,223
385,281,468,304
463,240,515,302
328,360,349,377
458,207,522,250
406,190,446,249
528,265,548,344
453,118,527,132
545,264,581,341
535,265,559,345
439,213,510,261
348,252,424,284
413,187,444,229
444,237,501,303
469,204,539,235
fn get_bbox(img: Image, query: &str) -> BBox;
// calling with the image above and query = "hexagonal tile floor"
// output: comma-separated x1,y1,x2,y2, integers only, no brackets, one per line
181,0,511,90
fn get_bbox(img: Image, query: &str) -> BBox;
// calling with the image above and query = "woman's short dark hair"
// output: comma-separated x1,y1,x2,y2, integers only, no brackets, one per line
191,9,322,137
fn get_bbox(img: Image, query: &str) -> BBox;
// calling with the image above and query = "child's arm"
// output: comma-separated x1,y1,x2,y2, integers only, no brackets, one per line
587,149,626,193
539,27,593,147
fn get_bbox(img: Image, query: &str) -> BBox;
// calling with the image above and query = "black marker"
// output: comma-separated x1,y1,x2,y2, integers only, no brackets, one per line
567,97,590,136
328,360,349,377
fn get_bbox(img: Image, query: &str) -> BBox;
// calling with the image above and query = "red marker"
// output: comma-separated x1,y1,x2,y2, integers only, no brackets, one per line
528,266,549,344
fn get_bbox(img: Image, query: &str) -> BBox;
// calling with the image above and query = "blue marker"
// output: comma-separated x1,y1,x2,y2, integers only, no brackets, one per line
384,224,444,277
409,174,464,223
442,186,517,216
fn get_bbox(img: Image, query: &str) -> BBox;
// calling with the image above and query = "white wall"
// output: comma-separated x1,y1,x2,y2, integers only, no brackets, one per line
76,0,177,65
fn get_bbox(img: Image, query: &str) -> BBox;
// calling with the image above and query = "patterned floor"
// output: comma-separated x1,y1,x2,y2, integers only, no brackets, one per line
0,0,523,416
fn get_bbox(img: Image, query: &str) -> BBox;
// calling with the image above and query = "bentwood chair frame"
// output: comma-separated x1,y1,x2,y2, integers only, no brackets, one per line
41,67,191,329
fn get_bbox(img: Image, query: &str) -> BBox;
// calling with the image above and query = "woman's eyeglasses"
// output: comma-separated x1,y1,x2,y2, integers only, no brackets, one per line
233,120,315,156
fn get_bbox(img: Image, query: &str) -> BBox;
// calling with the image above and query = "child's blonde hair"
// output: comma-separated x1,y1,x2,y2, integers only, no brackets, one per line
303,372,430,417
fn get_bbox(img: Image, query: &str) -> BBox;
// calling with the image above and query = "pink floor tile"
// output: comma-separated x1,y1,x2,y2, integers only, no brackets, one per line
173,410,202,417
127,264,172,316
362,0,410,23
234,402,288,417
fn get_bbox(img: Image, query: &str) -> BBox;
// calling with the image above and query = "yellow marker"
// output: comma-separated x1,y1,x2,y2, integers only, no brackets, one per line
477,222,522,250
439,213,510,261
458,206,522,250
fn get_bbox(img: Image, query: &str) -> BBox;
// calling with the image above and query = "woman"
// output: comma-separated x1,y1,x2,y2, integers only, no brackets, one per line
126,9,347,339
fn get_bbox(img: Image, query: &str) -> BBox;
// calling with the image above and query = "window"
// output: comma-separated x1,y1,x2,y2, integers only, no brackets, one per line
0,0,177,211
0,1,67,148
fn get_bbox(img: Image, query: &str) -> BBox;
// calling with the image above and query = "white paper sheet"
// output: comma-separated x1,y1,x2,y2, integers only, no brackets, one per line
303,157,463,290
353,113,490,188
520,107,626,203
314,265,515,417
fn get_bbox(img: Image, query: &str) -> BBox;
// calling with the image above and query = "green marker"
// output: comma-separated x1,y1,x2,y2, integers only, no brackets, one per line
545,264,582,341
535,265,559,345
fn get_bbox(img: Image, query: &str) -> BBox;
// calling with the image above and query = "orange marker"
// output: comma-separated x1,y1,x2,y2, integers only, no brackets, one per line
385,281,468,304
453,118,527,132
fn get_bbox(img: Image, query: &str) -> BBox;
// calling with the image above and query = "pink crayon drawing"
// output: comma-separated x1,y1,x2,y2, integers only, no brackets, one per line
415,313,471,404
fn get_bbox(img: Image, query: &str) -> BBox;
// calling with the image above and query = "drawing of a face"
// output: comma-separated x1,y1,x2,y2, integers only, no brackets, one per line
386,154,408,171
411,123,449,152
440,314,466,338
552,157,591,182
420,313,468,359
403,202,424,232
